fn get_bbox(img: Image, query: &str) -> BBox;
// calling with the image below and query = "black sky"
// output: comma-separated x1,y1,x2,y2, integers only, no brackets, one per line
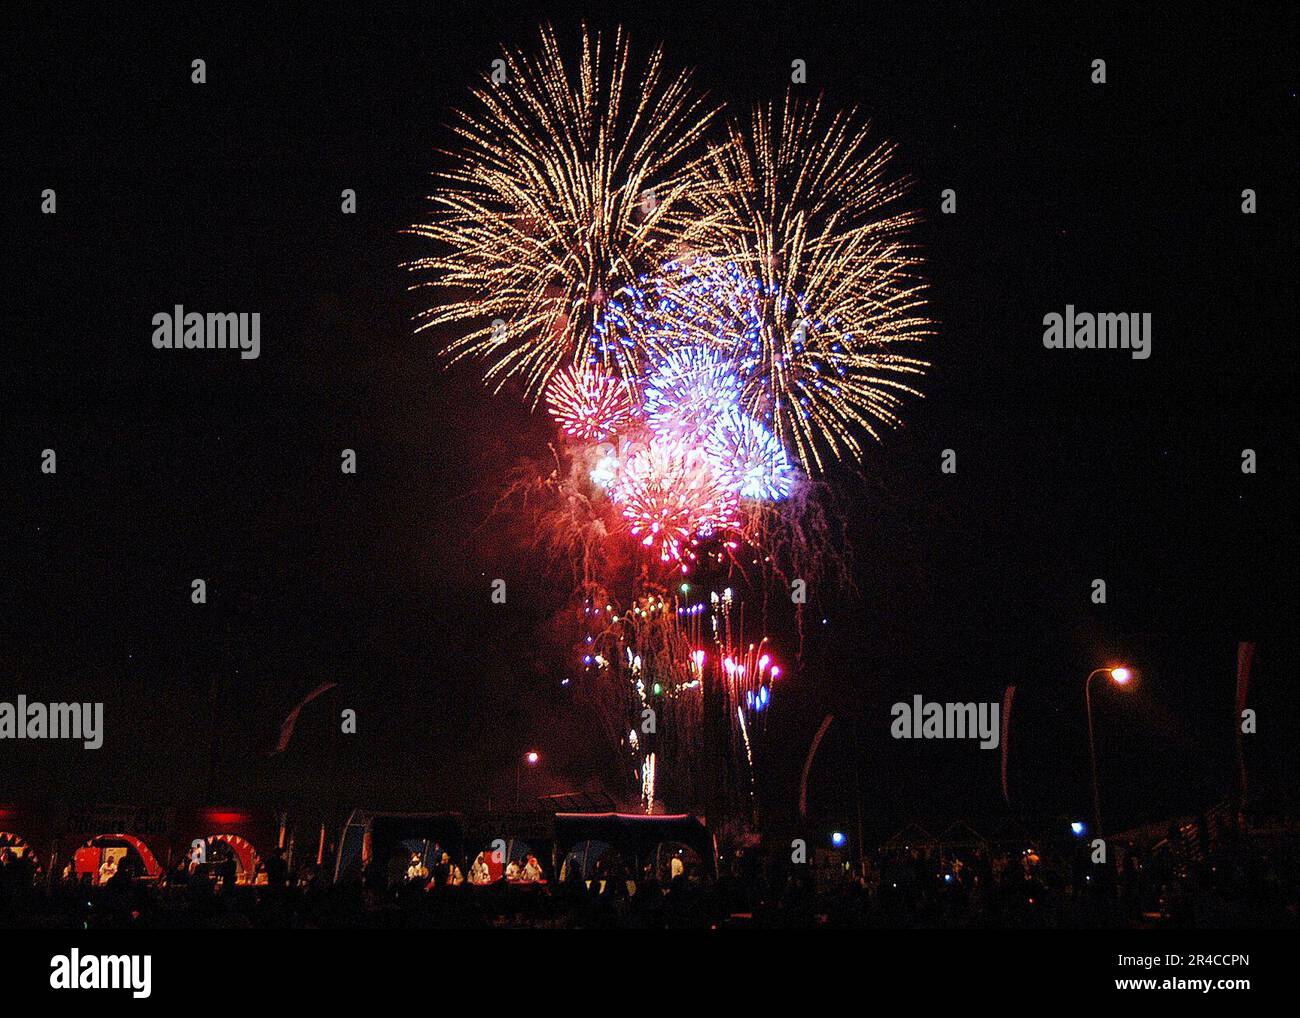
4,2,1297,842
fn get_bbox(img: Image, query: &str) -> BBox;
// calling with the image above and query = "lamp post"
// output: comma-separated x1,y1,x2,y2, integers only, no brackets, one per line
516,750,540,809
1085,666,1132,835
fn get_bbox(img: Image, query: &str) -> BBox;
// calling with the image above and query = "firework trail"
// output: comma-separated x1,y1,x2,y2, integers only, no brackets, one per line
576,587,782,815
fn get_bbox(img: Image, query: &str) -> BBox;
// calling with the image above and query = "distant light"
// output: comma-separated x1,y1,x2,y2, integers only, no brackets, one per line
1071,821,1086,837
652,682,662,696
525,751,540,766
831,831,846,847
205,810,248,825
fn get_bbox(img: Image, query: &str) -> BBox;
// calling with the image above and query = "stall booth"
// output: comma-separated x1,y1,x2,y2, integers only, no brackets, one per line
333,810,465,885
553,812,717,884
463,812,555,884
1,803,284,886
175,807,276,885
4,802,174,884
182,833,263,887
74,833,164,884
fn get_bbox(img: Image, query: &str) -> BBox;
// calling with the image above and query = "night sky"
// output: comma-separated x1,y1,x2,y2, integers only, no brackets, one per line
5,3,1296,842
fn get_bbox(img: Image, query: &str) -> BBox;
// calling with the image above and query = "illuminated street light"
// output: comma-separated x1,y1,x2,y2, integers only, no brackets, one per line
1085,666,1135,835
516,750,541,808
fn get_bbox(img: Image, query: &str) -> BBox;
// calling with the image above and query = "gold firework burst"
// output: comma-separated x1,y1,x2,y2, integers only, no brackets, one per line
687,93,933,473
407,24,720,403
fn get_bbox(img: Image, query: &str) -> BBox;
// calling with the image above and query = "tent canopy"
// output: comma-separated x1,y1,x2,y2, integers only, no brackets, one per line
882,823,938,851
335,810,465,882
553,813,715,877
940,821,990,849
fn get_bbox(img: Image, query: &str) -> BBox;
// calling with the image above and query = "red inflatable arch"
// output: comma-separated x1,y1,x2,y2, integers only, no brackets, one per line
0,831,36,864
74,833,163,883
205,833,262,884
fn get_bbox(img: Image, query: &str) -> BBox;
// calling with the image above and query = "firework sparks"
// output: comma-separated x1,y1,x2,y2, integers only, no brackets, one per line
575,588,782,814
641,345,744,439
640,752,657,813
545,363,636,440
408,24,720,402
706,408,795,501
614,436,740,571
425,34,928,819
683,95,933,472
724,645,781,715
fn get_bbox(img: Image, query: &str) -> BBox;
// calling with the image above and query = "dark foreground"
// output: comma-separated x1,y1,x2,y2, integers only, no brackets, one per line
3,837,1296,930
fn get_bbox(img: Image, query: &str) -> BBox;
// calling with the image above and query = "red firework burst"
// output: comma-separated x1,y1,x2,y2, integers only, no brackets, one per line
615,437,740,570
544,364,635,440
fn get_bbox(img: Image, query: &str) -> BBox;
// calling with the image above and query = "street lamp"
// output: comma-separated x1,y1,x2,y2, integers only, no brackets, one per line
1085,666,1134,835
516,750,540,808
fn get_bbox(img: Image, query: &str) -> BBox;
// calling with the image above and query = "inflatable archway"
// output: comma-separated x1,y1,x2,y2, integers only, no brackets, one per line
204,833,261,885
74,833,163,883
554,813,717,879
334,811,465,885
0,831,35,864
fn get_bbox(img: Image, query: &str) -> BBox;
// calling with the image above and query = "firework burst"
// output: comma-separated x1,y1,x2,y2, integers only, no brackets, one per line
614,436,739,570
683,95,933,472
642,345,744,439
544,363,636,440
429,33,932,818
408,24,719,402
707,409,795,501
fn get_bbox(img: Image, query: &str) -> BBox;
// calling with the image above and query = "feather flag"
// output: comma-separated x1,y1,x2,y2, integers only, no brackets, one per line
1000,685,1016,806
271,682,337,755
799,714,834,818
1234,643,1255,807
